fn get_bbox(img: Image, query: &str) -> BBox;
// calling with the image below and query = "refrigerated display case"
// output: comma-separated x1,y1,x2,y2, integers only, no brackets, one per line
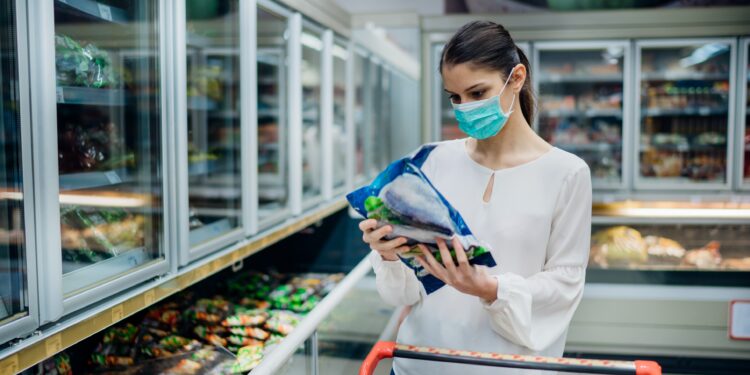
740,37,749,189
353,48,369,184
332,40,348,193
586,201,750,284
301,25,324,208
636,39,736,190
0,0,39,344
566,200,750,361
41,0,170,311
376,66,392,171
433,42,531,142
178,0,244,263
257,4,290,228
364,57,380,178
534,41,630,189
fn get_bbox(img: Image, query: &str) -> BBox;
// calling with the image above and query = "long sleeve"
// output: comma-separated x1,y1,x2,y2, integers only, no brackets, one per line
370,250,422,306
481,165,592,351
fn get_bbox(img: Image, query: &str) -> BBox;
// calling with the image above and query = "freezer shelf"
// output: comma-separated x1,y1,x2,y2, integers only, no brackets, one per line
55,0,128,24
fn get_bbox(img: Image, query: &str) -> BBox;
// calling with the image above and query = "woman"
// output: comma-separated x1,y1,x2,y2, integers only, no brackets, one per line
359,21,592,374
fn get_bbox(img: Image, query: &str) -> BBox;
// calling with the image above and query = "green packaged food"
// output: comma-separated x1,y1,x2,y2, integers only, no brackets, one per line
229,326,270,340
227,335,263,347
222,312,268,327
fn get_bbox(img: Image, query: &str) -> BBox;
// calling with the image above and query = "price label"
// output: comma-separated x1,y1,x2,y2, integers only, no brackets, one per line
46,334,62,356
0,355,18,375
56,87,64,103
231,251,241,263
144,290,155,306
111,305,124,322
98,4,113,21
729,300,750,340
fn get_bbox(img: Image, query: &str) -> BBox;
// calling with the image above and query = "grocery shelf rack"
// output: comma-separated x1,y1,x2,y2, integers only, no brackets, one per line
0,199,347,374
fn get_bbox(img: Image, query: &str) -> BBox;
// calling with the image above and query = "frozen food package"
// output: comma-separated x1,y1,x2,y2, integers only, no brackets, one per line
347,144,496,294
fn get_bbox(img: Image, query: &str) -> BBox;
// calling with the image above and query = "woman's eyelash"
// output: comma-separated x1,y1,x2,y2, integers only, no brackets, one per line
471,91,485,98
448,94,459,102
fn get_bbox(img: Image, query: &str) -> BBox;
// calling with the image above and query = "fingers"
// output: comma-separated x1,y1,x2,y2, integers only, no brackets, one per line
416,255,443,282
418,245,447,280
363,224,392,244
452,237,470,267
372,237,407,252
358,219,378,232
436,238,456,272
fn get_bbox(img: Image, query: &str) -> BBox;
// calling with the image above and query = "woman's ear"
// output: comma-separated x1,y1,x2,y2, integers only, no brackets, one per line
510,63,526,93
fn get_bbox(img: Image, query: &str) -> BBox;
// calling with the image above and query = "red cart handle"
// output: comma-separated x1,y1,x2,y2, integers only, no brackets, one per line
360,341,396,375
359,342,661,375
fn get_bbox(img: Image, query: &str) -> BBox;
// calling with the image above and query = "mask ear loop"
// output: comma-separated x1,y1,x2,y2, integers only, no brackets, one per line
499,66,517,115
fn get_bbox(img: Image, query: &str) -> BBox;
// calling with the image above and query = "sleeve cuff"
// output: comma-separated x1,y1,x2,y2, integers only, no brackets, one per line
369,250,404,273
480,273,524,311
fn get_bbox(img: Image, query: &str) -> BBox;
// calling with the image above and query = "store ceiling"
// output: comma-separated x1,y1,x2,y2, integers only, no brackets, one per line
334,0,750,16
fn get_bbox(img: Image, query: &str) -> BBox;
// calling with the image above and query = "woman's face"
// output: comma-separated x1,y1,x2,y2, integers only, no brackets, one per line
442,62,525,111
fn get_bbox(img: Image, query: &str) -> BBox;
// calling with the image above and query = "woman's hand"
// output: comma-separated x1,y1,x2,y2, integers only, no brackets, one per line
416,237,498,302
359,219,410,261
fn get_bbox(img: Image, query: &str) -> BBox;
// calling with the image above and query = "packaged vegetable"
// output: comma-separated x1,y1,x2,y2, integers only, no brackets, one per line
229,326,270,340
347,144,497,294
221,312,268,327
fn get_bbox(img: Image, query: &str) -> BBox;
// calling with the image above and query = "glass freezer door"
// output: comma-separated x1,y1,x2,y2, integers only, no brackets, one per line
332,41,348,192
301,27,323,207
535,42,628,188
637,39,734,189
257,6,289,227
54,0,165,296
353,49,368,184
742,38,749,187
0,0,38,343
184,0,243,252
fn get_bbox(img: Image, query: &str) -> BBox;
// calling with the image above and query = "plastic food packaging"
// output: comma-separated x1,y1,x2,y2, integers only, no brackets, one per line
347,144,497,294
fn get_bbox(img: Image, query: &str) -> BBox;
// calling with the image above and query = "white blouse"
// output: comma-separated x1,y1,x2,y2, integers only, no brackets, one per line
370,139,592,375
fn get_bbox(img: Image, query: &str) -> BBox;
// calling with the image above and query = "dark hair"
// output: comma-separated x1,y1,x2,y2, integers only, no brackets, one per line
440,20,535,124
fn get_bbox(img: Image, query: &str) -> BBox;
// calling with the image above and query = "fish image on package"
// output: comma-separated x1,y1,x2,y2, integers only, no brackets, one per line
347,144,496,294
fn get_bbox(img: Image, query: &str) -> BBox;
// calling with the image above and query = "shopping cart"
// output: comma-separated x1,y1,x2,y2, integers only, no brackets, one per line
360,342,661,375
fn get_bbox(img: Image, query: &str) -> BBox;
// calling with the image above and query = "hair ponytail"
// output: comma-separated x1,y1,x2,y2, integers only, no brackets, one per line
515,46,535,124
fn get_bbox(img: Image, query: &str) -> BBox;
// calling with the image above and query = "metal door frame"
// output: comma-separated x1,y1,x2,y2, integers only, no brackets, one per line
0,0,40,343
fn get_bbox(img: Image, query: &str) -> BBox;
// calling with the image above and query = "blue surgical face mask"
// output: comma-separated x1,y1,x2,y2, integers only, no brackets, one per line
452,67,516,140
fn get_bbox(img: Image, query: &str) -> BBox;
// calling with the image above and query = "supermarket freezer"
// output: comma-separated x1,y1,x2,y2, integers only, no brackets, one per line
30,0,171,322
17,210,392,375
566,200,750,368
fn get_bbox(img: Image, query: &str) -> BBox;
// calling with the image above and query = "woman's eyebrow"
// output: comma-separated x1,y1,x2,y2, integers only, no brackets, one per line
462,83,484,93
444,82,486,95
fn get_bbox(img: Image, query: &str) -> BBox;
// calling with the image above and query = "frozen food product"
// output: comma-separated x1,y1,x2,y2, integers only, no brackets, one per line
683,241,722,269
644,236,685,265
347,144,496,294
721,257,750,270
590,226,648,268
55,34,120,88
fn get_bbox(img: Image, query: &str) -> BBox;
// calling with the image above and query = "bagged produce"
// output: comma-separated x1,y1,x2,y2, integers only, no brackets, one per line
347,144,496,294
